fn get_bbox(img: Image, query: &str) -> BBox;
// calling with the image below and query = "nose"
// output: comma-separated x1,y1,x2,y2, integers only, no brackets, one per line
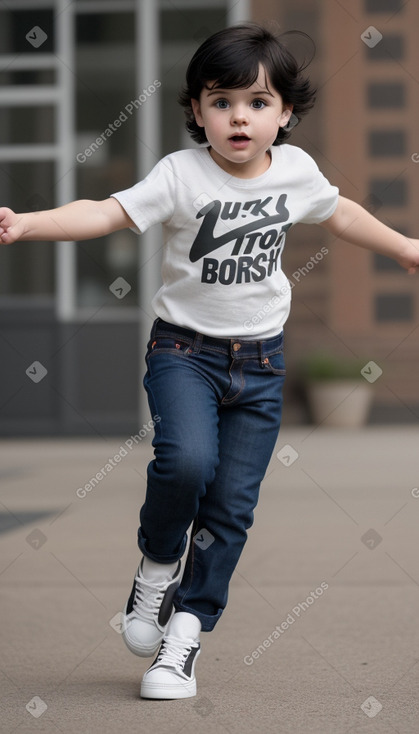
230,105,249,125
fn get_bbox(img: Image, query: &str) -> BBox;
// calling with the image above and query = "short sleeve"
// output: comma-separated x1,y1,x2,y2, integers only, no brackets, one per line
111,155,176,234
299,159,339,225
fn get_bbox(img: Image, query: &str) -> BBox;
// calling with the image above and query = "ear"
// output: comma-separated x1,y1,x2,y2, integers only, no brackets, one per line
191,98,204,127
277,105,294,129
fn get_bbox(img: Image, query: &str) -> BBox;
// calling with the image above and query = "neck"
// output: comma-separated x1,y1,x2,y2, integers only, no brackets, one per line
208,148,271,179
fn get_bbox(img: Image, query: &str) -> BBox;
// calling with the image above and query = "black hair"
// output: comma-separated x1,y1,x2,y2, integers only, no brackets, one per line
178,23,316,145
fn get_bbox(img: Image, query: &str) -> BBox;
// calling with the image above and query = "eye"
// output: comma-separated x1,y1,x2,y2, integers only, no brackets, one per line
215,99,230,109
251,99,267,109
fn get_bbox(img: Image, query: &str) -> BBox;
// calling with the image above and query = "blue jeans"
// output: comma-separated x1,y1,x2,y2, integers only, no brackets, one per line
138,318,286,631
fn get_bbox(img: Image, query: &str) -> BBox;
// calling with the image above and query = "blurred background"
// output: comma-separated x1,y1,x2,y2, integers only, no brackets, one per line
0,0,418,436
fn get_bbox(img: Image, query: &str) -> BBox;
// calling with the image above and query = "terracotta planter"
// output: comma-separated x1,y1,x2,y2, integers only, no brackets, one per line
306,380,373,427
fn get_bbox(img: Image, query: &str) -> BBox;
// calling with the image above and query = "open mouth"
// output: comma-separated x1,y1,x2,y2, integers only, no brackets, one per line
229,134,250,142
228,134,251,149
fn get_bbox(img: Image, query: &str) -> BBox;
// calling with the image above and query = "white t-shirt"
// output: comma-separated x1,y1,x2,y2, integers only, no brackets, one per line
111,145,339,338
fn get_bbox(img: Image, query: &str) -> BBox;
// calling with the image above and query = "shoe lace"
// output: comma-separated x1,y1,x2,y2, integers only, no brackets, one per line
155,635,193,670
131,575,168,622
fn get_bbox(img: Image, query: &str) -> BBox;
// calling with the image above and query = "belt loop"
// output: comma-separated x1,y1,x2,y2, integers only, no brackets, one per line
192,331,203,354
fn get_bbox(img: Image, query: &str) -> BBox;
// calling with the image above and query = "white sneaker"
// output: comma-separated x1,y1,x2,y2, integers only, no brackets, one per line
122,558,182,657
140,612,201,699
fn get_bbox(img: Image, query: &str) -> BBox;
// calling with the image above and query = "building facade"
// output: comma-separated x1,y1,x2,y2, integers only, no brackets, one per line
255,0,419,423
0,0,418,434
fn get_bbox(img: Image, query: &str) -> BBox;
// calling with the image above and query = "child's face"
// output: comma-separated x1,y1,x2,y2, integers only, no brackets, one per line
191,64,293,178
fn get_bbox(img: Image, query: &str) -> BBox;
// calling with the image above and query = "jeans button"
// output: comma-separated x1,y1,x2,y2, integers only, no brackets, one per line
232,342,241,352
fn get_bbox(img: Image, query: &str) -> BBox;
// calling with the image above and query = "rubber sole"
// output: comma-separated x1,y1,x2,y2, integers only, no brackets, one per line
140,678,197,699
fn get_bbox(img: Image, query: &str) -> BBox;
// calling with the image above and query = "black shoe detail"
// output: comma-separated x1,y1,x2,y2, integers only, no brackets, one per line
157,561,182,627
146,639,200,678
125,577,137,615
183,643,200,677
125,558,146,615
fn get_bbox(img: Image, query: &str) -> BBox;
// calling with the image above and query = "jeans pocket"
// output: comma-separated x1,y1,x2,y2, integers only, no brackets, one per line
146,336,192,359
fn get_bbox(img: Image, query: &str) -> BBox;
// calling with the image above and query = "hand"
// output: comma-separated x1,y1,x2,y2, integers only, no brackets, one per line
396,239,419,274
0,207,26,245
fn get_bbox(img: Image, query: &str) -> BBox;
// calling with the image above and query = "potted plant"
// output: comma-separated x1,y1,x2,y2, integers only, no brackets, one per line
300,352,374,427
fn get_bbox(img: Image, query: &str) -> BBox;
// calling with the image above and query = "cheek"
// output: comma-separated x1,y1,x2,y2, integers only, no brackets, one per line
202,114,224,138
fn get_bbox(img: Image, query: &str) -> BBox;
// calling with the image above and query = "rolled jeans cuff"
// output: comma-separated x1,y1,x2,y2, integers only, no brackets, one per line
173,598,223,632
137,526,187,564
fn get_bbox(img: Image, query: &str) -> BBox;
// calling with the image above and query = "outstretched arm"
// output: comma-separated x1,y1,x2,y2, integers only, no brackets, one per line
0,197,134,245
321,195,419,274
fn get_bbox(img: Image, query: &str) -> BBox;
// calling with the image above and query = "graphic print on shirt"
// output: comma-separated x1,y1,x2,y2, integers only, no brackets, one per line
189,194,292,285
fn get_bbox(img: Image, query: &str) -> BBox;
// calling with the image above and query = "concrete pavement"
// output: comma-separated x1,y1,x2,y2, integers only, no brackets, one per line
1,425,419,733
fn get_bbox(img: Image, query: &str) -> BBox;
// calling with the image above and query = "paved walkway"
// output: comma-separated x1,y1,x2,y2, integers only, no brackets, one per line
1,426,419,733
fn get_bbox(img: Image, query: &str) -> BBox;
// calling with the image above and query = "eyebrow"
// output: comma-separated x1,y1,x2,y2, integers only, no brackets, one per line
205,88,274,97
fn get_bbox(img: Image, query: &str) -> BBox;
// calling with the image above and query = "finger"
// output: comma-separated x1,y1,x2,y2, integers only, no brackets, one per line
0,227,13,244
